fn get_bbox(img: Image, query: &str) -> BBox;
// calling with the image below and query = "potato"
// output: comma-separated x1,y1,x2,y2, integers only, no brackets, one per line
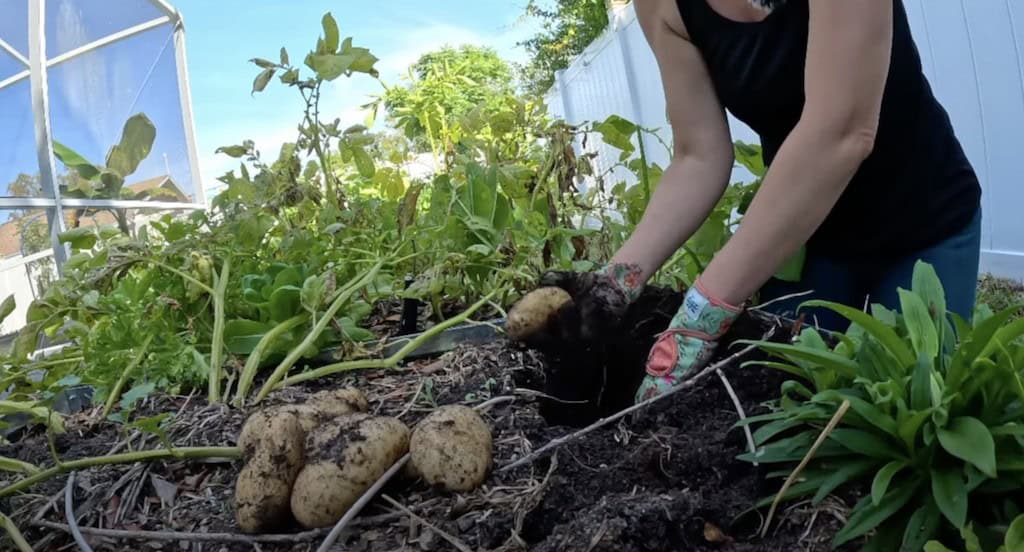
409,405,492,492
507,286,573,341
237,387,369,444
290,413,410,529
234,410,305,533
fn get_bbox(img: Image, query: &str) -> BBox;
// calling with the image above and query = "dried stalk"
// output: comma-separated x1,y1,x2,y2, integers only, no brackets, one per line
64,472,94,552
0,447,239,499
716,368,758,466
759,399,851,538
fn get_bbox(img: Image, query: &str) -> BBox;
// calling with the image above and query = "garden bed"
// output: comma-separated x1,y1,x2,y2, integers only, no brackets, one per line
0,289,857,551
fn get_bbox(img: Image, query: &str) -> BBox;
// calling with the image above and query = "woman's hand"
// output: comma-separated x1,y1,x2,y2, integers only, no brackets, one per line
539,263,646,341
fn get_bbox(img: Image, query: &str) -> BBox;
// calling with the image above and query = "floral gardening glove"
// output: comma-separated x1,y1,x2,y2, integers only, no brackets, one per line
635,279,743,403
540,263,646,341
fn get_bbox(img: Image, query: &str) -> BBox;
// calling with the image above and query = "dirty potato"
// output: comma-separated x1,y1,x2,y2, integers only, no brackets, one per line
234,410,305,533
238,386,369,441
507,286,573,341
409,405,492,492
290,413,410,529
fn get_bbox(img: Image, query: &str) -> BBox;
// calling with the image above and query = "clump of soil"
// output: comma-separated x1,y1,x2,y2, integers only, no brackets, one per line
0,286,856,551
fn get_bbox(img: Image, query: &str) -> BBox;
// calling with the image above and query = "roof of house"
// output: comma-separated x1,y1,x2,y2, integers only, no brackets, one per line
0,175,187,259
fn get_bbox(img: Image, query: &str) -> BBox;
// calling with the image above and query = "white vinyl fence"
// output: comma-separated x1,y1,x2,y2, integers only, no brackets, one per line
545,0,1024,281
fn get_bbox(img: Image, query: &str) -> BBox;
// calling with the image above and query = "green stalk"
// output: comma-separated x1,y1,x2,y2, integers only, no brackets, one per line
253,261,385,404
232,314,308,407
0,456,41,476
636,128,651,205
0,513,32,552
0,446,239,500
208,257,231,403
277,291,497,388
146,260,214,295
102,334,155,418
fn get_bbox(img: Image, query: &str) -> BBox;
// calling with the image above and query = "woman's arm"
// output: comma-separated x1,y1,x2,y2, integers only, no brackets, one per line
700,0,894,305
610,0,736,283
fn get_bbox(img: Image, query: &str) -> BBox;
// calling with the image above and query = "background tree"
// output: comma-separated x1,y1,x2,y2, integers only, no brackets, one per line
515,0,612,97
379,45,515,154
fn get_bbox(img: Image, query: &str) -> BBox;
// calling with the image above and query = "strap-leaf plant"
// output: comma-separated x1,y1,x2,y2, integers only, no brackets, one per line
739,260,1024,550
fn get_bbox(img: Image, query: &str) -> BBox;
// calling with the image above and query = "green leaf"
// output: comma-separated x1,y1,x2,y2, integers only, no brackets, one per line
58,227,97,250
268,285,301,322
0,456,41,475
800,299,915,367
932,466,968,528
301,275,327,312
352,146,375,178
833,476,920,547
306,53,356,80
52,140,100,180
900,288,940,360
1005,514,1024,551
105,113,156,177
773,245,805,282
811,457,881,504
937,416,998,478
593,114,637,157
0,295,14,325
223,319,273,355
902,497,942,552
251,57,276,69
738,340,859,379
911,352,935,411
252,68,275,94
924,544,955,552
829,428,906,460
322,13,339,52
216,145,249,158
812,390,899,437
119,382,156,411
279,47,289,66
733,141,766,176
872,460,909,505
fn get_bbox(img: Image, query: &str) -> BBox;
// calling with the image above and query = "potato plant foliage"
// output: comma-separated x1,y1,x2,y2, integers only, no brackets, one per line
740,261,1024,550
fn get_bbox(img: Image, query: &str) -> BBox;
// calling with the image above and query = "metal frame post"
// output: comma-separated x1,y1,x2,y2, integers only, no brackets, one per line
28,0,70,269
173,18,204,204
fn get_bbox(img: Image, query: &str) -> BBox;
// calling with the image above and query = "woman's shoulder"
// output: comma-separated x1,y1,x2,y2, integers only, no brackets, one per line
635,0,692,42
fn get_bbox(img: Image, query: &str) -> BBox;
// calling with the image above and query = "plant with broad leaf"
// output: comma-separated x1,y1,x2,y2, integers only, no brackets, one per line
738,260,1024,550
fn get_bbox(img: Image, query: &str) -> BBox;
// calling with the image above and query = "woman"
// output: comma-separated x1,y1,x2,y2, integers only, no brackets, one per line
541,0,982,402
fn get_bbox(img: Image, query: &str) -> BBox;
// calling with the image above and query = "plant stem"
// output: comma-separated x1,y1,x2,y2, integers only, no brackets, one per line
233,314,307,407
277,291,497,388
146,260,214,295
0,447,240,499
102,334,155,418
254,261,385,404
208,257,231,403
636,127,651,205
0,456,41,476
0,513,32,552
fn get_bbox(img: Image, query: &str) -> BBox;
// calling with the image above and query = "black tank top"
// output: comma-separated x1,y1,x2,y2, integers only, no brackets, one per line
675,0,981,260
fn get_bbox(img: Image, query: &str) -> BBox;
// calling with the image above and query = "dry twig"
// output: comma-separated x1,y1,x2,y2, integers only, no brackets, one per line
64,472,94,552
499,331,774,473
382,494,474,552
760,399,850,538
32,520,332,544
716,369,757,466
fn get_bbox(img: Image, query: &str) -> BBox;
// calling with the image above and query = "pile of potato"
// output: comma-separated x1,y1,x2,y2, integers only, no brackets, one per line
233,388,494,532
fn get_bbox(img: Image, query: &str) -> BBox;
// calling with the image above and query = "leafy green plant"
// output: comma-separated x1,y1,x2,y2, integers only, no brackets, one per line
738,261,1024,550
926,513,1024,552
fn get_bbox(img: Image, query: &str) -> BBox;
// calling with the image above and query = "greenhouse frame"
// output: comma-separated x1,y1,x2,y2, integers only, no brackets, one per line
0,0,204,269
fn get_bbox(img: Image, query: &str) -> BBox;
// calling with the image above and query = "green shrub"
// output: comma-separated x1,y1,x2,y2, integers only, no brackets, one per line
739,260,1024,550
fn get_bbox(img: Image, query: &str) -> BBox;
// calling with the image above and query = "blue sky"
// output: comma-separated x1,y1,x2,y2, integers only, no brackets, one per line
175,0,538,198
0,0,539,206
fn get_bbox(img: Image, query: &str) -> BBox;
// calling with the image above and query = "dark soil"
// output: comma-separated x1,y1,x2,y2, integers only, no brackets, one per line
1,286,855,552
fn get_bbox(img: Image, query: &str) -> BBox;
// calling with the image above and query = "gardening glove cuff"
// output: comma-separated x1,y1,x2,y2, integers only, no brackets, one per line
635,279,742,402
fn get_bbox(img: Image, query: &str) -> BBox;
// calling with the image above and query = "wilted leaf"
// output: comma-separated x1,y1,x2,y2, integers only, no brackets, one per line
149,474,178,507
252,68,275,94
251,57,275,69
106,113,156,177
322,13,339,52
0,295,14,325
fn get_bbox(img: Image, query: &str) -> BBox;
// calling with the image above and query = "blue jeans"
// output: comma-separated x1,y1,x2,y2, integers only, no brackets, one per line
758,209,982,333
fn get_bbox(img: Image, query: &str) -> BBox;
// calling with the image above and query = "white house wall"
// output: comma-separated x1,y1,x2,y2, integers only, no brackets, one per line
544,0,1024,280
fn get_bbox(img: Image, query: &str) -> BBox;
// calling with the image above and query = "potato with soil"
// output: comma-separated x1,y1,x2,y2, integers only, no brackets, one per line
290,413,410,529
409,405,492,492
237,387,369,451
507,286,574,342
234,409,305,533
